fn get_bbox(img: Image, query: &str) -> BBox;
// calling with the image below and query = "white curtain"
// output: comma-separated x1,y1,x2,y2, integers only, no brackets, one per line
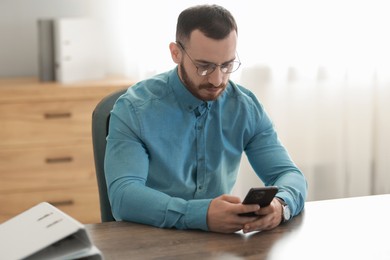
236,65,390,201
96,0,390,200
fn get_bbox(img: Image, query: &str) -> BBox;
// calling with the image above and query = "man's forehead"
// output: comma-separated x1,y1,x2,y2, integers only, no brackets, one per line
187,30,237,62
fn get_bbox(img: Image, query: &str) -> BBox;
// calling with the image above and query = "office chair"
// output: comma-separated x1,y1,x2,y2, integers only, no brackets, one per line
92,88,127,222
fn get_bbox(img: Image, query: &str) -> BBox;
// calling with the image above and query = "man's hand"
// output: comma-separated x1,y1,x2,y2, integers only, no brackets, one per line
207,195,284,233
206,194,260,233
242,198,283,233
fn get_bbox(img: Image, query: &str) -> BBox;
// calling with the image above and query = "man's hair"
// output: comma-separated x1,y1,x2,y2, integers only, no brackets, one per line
176,4,237,44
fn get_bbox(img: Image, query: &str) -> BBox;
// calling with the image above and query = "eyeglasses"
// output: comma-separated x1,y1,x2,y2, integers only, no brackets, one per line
177,41,241,77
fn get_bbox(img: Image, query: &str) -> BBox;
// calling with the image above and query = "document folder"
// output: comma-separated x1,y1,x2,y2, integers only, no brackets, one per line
0,202,102,260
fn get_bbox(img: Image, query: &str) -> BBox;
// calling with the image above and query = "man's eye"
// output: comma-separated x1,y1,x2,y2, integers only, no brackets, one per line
221,62,233,69
198,64,212,70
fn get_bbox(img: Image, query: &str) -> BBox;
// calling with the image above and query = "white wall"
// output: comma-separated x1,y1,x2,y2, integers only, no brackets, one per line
0,0,103,77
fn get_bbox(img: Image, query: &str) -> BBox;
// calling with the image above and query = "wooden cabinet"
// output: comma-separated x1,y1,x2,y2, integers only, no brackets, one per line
0,77,131,224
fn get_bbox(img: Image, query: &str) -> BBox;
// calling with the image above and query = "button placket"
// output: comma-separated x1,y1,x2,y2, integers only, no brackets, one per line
194,105,207,196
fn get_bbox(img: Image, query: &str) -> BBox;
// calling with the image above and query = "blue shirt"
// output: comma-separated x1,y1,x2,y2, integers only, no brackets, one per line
105,67,307,231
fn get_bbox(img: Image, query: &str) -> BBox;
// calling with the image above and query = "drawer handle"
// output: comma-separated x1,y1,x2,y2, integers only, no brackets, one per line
45,156,73,164
44,112,72,119
48,199,74,207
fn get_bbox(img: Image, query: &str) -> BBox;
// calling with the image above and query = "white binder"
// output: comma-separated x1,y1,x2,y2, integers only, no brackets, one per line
0,202,102,260
53,18,106,83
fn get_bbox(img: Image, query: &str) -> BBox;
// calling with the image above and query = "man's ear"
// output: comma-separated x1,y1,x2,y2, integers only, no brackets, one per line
169,42,182,64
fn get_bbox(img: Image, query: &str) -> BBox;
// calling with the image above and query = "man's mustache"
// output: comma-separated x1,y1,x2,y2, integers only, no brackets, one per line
199,83,226,89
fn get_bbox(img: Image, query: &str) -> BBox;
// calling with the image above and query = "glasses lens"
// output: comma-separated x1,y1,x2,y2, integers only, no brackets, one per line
197,65,215,76
199,61,241,76
228,61,241,73
199,69,209,76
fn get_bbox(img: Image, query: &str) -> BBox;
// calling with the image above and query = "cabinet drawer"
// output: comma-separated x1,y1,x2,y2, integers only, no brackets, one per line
0,186,100,224
0,143,96,192
0,99,99,146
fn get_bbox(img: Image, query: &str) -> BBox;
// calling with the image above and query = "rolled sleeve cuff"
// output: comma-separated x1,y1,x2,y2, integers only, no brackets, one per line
185,199,212,231
276,188,305,217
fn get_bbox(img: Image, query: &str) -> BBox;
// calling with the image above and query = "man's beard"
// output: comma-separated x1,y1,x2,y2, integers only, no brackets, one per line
179,63,227,101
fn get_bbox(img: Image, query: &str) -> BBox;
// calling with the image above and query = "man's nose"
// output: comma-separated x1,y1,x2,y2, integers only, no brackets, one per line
207,68,224,87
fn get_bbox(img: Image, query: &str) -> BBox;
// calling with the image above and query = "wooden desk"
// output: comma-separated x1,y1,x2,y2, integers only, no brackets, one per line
85,195,390,259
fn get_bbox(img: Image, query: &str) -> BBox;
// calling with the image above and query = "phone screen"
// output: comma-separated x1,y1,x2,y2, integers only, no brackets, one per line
239,186,278,217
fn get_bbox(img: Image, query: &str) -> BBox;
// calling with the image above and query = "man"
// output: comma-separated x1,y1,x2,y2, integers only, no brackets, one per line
105,4,307,234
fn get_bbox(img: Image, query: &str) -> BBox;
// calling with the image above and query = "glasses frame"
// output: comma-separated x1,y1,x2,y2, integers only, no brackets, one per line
177,41,241,77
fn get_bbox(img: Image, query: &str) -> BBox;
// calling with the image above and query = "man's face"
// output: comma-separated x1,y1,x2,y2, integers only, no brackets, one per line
174,30,238,101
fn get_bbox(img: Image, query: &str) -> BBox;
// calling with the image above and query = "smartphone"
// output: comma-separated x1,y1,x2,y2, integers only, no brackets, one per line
238,186,279,217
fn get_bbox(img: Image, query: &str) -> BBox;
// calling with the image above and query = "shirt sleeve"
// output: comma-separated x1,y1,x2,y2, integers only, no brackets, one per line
244,93,307,217
104,96,211,230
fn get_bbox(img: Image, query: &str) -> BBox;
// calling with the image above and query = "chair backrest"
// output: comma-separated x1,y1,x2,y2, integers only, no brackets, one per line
92,88,127,222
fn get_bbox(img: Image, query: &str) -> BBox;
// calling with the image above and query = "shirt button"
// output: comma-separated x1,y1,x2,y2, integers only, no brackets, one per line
199,186,203,190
